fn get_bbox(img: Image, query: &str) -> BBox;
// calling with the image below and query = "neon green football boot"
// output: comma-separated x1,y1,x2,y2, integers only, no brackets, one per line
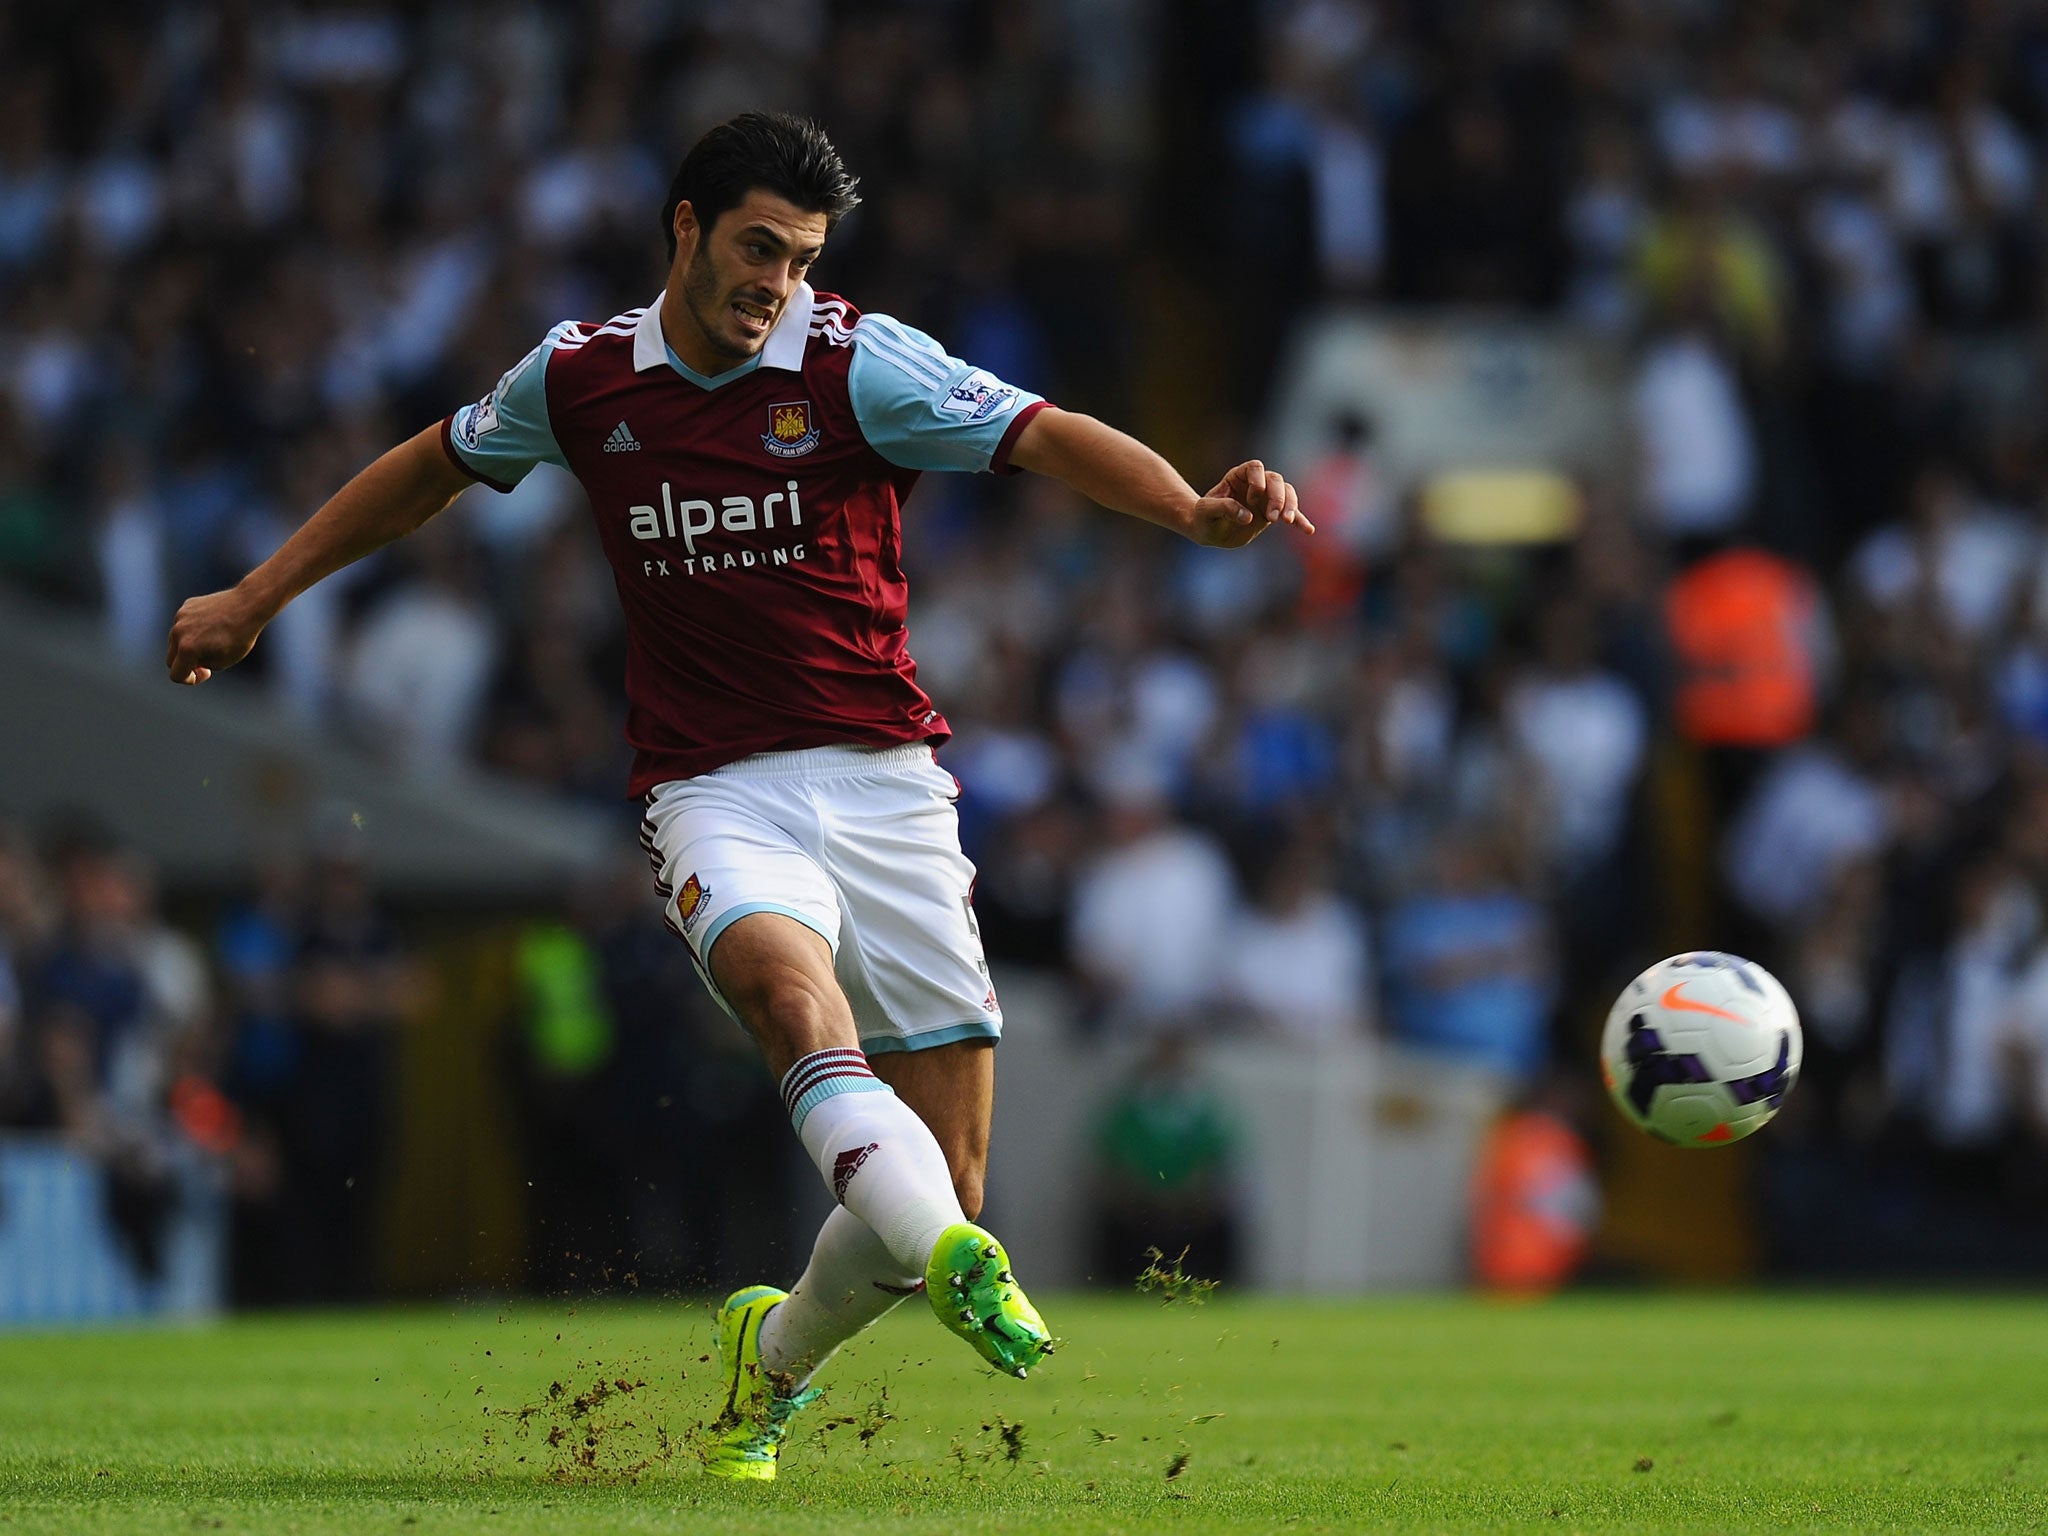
703,1285,819,1481
925,1223,1054,1377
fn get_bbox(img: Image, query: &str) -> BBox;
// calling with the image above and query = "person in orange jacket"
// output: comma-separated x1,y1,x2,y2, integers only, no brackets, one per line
1470,1074,1600,1294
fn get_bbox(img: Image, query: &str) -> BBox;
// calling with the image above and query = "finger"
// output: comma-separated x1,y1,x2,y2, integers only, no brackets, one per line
1280,482,1314,532
1261,472,1290,519
1245,460,1267,505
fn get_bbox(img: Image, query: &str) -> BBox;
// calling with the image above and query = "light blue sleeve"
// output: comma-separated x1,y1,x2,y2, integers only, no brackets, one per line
847,314,1047,473
444,325,571,489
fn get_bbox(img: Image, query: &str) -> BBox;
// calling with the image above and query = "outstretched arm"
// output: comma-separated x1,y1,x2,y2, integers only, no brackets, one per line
1004,406,1313,548
165,425,473,685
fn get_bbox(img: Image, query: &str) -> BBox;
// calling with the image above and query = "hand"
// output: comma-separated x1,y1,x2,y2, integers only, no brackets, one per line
166,587,268,685
1187,460,1315,548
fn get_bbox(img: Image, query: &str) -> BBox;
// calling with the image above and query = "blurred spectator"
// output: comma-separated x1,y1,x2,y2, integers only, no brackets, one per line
1227,0,1386,380
2000,927,2048,1167
20,827,212,1275
970,798,1085,972
1294,411,1393,621
0,400,69,596
514,899,618,1294
1849,462,2033,642
1631,316,1758,539
1634,181,1785,364
1506,595,1647,879
1219,837,1373,1043
1790,858,1884,1067
1382,831,1556,1082
0,822,56,1127
1469,1074,1600,1295
1090,1034,1239,1284
340,519,498,773
1056,571,1221,797
1069,754,1237,1033
92,438,169,667
0,71,63,272
1893,57,2037,332
1564,119,1650,337
1917,853,2038,1156
1723,694,1892,931
275,846,418,1301
1665,548,1826,750
215,854,303,1104
1211,623,1343,821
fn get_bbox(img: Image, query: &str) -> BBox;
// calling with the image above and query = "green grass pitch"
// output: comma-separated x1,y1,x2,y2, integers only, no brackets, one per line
1,1292,2044,1533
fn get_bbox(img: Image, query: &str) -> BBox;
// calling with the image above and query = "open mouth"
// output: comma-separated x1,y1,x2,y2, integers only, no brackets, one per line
731,298,774,337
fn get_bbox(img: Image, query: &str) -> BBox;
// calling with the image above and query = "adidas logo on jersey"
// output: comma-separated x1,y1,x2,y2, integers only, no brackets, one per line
603,421,641,453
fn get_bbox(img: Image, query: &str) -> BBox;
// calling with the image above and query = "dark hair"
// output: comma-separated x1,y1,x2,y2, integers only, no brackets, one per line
661,112,861,261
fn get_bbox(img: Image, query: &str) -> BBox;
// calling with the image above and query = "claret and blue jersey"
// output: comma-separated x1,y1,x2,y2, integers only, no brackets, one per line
438,284,1049,796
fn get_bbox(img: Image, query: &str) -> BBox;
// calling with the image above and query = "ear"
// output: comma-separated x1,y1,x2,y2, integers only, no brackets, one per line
671,199,700,256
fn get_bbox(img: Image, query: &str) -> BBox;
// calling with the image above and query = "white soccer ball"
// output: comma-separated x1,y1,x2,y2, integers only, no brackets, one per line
1599,952,1802,1148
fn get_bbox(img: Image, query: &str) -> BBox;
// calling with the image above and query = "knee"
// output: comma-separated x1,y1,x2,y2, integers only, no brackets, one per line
729,968,842,1055
731,971,830,1033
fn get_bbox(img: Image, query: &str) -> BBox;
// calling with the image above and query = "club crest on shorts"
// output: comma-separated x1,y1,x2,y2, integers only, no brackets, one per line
677,873,710,930
762,400,820,458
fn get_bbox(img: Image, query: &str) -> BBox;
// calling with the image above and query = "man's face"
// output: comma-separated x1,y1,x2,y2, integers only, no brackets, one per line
670,189,829,363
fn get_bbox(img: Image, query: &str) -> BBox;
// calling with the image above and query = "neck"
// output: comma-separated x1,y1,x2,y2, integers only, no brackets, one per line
658,287,735,376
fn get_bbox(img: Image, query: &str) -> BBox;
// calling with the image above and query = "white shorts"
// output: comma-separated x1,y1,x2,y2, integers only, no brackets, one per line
638,741,1002,1054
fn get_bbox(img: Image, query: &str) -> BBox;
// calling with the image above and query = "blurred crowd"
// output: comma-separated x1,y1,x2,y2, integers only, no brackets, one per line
0,816,430,1299
0,822,218,1283
0,817,799,1301
10,0,2048,1282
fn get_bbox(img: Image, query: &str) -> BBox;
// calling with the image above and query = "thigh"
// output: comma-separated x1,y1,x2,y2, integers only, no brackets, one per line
705,911,859,1079
822,757,1004,1054
639,777,842,1019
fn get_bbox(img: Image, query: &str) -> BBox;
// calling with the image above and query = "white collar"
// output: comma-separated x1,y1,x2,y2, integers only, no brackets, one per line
633,282,817,375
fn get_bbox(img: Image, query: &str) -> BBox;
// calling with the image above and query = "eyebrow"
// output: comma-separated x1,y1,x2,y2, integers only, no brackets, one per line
737,223,824,260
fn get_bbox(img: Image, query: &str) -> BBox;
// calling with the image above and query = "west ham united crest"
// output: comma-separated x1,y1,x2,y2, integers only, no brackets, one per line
762,400,820,458
677,873,710,930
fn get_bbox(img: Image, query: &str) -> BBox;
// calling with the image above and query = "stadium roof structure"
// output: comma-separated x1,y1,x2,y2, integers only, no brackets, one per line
0,594,611,897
